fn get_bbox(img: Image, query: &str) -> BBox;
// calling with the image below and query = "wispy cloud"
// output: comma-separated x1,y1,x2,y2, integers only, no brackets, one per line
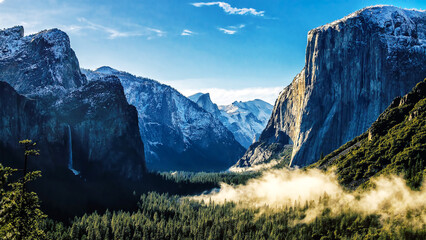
146,27,166,39
218,28,236,34
0,0,5,3
0,7,85,36
181,87,282,105
192,2,264,16
218,24,245,35
64,18,165,40
231,24,245,29
181,29,195,36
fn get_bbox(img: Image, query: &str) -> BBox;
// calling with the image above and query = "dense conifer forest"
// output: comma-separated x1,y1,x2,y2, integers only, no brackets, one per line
41,192,425,240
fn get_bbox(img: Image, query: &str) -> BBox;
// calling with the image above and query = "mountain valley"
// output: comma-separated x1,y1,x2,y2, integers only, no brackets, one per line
0,3,425,239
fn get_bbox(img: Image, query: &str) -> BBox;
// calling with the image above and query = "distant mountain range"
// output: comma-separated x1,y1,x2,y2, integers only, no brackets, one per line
189,93,273,148
0,25,247,218
0,25,247,176
82,67,245,172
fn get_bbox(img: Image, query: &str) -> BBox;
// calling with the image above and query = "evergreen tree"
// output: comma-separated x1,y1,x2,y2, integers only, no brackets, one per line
0,140,47,240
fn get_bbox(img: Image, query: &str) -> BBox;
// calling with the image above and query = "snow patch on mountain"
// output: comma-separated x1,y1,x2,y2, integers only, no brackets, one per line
189,93,273,148
82,67,245,171
313,5,426,53
0,26,86,99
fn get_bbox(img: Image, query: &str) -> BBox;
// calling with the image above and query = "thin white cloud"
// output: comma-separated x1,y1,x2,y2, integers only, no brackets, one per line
0,7,84,35
0,0,5,3
78,18,139,39
192,2,265,16
181,87,282,105
230,24,245,29
181,29,194,36
218,27,236,34
146,27,166,39
218,24,245,35
65,18,165,40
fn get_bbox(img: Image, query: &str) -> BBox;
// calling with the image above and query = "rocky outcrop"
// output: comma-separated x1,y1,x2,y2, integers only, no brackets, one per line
237,6,426,168
82,67,245,172
0,26,147,219
0,26,86,102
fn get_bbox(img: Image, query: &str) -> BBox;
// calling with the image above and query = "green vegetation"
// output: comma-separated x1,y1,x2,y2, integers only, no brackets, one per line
256,143,293,168
0,140,47,239
157,144,292,189
42,192,425,240
315,79,426,190
157,146,293,190
272,144,293,169
160,171,261,187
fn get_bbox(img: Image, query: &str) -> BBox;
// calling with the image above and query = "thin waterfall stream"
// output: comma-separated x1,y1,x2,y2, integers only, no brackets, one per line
67,125,80,175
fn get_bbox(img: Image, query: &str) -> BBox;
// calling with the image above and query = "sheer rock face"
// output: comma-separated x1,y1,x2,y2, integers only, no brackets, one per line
0,81,64,171
237,6,426,168
189,93,222,118
0,27,145,179
54,76,146,178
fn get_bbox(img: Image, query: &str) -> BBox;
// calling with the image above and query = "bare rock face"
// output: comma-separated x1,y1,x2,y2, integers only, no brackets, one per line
237,6,426,168
0,81,64,171
54,76,146,179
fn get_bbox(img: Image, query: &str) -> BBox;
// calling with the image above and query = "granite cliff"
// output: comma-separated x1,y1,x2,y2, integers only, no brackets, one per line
236,6,426,168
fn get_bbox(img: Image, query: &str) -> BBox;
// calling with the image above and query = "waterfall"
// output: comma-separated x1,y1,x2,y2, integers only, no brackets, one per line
67,125,80,175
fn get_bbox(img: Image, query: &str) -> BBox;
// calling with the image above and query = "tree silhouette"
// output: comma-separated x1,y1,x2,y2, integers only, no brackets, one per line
0,140,46,240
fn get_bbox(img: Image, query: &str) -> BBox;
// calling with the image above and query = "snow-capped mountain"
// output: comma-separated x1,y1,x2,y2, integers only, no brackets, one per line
219,100,273,148
82,67,245,171
0,26,147,217
0,26,145,179
188,93,222,117
189,93,273,148
0,26,86,102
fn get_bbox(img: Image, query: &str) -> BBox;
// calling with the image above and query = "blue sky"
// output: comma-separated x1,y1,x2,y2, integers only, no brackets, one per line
0,0,425,104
